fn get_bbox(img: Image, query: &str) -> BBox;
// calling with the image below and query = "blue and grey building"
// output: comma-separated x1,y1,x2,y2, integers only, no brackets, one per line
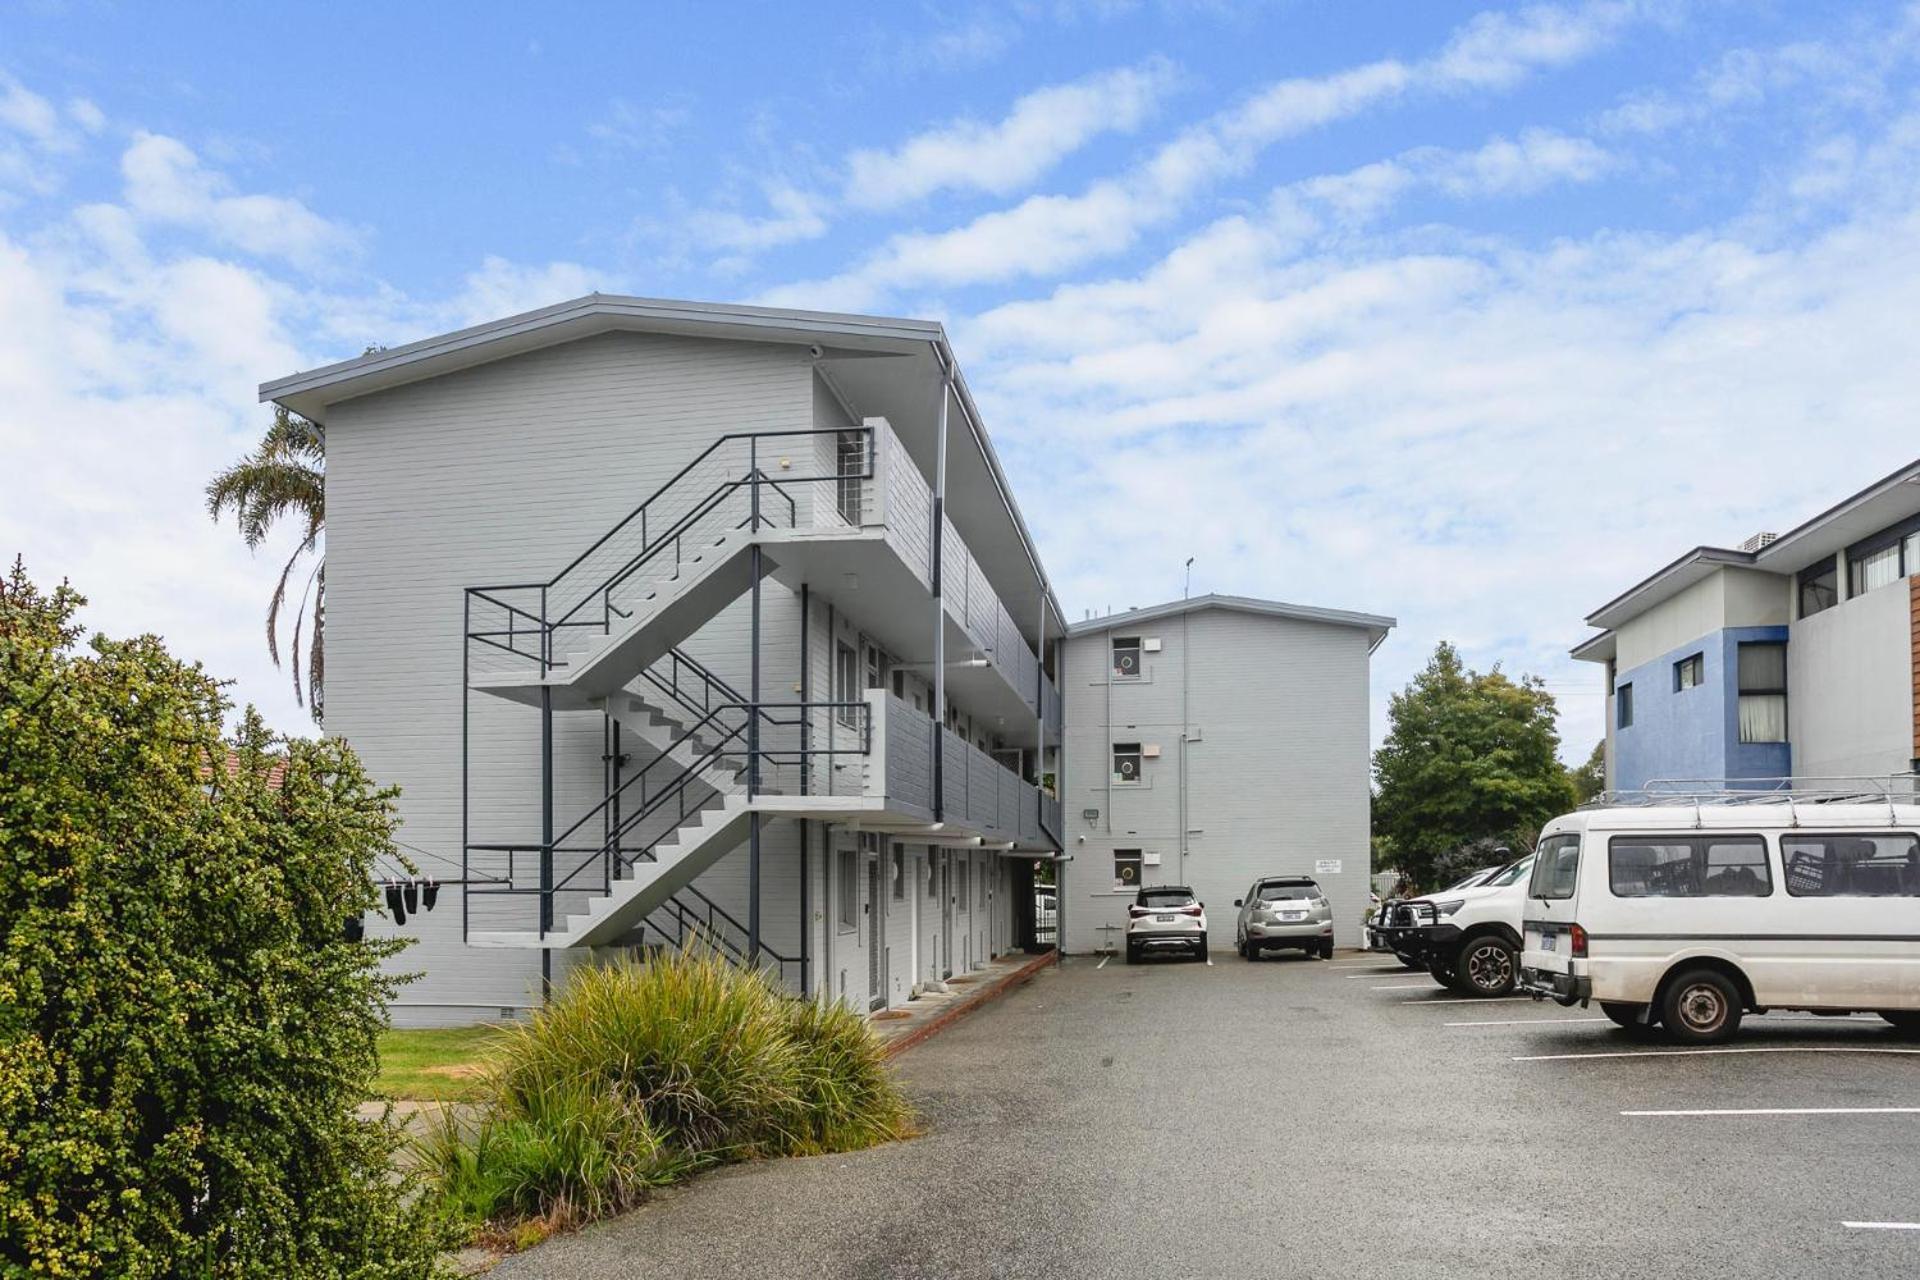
1573,458,1920,792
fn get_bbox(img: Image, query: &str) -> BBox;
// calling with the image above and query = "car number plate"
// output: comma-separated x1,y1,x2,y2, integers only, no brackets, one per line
1155,914,1176,923
1540,932,1556,952
1281,911,1306,921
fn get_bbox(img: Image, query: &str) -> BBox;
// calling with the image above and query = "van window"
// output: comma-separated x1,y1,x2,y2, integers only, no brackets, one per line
1781,834,1920,897
1608,835,1771,897
1530,835,1581,899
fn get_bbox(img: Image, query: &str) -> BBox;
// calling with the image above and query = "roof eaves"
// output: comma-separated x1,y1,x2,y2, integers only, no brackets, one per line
258,293,942,406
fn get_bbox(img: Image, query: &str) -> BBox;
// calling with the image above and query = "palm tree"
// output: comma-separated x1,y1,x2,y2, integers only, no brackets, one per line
206,405,326,723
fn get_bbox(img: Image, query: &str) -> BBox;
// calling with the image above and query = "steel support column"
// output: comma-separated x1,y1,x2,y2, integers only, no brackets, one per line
931,377,949,820
748,542,763,960
539,684,554,1001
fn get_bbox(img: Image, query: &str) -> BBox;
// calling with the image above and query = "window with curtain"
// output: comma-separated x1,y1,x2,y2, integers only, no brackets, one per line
1674,653,1704,691
1849,543,1901,596
1737,641,1787,743
1798,559,1838,617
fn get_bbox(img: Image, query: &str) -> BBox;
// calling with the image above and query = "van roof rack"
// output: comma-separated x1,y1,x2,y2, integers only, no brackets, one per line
1582,775,1917,829
1585,775,1918,809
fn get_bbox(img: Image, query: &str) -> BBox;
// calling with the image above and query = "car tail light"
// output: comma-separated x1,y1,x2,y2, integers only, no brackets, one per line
1129,906,1150,917
1180,905,1202,917
1569,923,1588,958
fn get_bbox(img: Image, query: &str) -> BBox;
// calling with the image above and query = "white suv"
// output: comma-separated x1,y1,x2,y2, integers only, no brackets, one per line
1382,856,1535,996
1125,885,1208,963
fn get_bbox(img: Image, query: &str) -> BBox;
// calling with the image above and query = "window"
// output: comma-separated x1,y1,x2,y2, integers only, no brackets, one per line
1736,642,1787,744
1798,558,1839,618
892,670,905,700
836,846,858,931
1256,882,1319,902
980,862,989,907
891,844,905,901
1782,834,1920,897
834,640,858,727
1616,682,1634,729
1608,835,1771,898
835,430,866,524
1112,636,1142,678
1673,653,1704,691
865,643,887,690
1850,543,1901,597
1112,742,1142,784
1114,849,1143,887
1530,834,1582,900
928,853,939,899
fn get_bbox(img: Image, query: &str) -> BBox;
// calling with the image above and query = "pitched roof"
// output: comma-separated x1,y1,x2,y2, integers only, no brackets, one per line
1067,593,1396,650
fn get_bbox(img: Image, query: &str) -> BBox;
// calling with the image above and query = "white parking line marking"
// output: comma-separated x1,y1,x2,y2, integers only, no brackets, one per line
1516,1047,1920,1062
1096,956,1109,970
1843,1221,1920,1230
1401,995,1532,1004
1344,970,1410,977
1446,1017,1608,1027
1372,983,1436,990
1624,1107,1920,1117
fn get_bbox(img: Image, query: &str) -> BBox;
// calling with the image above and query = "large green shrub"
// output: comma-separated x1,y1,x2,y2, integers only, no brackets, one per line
423,949,913,1238
0,562,447,1277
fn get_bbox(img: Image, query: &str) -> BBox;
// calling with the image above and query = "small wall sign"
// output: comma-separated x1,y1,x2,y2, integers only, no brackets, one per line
1315,859,1342,874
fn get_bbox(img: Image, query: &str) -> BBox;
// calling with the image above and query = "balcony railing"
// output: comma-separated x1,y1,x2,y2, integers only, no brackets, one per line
828,417,1055,724
865,691,1048,846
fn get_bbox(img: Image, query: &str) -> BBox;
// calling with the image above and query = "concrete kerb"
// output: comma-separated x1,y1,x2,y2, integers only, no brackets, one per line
880,950,1059,1059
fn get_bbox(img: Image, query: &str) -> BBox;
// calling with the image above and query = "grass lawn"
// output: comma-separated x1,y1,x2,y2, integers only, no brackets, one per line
374,1025,504,1101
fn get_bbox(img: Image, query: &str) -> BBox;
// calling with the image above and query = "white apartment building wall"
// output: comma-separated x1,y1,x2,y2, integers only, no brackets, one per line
1058,598,1392,954
279,299,1062,1026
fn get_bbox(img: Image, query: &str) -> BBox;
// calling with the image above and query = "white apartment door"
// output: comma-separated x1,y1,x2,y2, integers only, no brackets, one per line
867,856,884,1011
941,852,953,979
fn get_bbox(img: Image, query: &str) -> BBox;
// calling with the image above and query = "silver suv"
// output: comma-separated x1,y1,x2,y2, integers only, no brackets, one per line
1235,876,1335,960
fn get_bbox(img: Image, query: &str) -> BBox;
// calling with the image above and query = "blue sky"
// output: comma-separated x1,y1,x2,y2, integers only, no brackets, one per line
5,1,1920,758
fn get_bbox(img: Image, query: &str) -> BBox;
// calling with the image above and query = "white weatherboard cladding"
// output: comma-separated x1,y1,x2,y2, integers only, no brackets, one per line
327,330,816,1022
1060,608,1374,954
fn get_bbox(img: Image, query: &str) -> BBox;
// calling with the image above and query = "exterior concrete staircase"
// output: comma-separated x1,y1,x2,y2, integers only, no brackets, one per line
469,798,754,948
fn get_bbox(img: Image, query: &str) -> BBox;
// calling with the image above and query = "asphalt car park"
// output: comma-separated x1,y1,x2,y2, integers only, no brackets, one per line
496,952,1920,1279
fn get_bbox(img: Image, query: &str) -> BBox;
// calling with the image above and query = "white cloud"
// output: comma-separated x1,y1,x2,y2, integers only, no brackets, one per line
690,183,831,254
960,107,1920,758
120,132,357,269
586,97,691,153
764,0,1646,306
845,60,1177,209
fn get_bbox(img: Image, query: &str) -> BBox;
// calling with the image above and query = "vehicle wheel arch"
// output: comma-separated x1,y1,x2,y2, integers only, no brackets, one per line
1653,953,1756,1013
1457,922,1522,951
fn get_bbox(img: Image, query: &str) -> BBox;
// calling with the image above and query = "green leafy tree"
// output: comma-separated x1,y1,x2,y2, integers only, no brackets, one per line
0,560,446,1277
206,405,326,722
1372,641,1576,889
1569,739,1607,804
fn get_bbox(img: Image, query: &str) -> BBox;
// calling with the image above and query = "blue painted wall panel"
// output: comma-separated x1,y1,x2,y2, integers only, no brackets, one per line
1612,625,1789,791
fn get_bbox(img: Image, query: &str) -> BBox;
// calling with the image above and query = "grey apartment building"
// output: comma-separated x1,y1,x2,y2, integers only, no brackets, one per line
261,295,1391,1023
1058,597,1393,954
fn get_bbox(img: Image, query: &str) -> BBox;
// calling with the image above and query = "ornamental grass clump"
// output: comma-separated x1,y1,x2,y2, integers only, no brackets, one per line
424,946,913,1241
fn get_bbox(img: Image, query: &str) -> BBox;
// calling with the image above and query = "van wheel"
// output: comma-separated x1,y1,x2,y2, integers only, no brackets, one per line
1880,1011,1920,1034
1460,937,1518,997
1600,1002,1645,1029
1662,969,1742,1044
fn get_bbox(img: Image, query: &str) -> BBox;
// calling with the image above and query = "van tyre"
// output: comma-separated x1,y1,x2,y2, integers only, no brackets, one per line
1459,937,1518,997
1661,968,1742,1044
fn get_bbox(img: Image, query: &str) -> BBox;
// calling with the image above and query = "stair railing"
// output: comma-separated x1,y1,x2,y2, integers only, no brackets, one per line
464,426,872,675
465,700,871,939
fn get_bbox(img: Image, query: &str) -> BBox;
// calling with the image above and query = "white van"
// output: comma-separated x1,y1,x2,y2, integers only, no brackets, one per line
1519,795,1920,1044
